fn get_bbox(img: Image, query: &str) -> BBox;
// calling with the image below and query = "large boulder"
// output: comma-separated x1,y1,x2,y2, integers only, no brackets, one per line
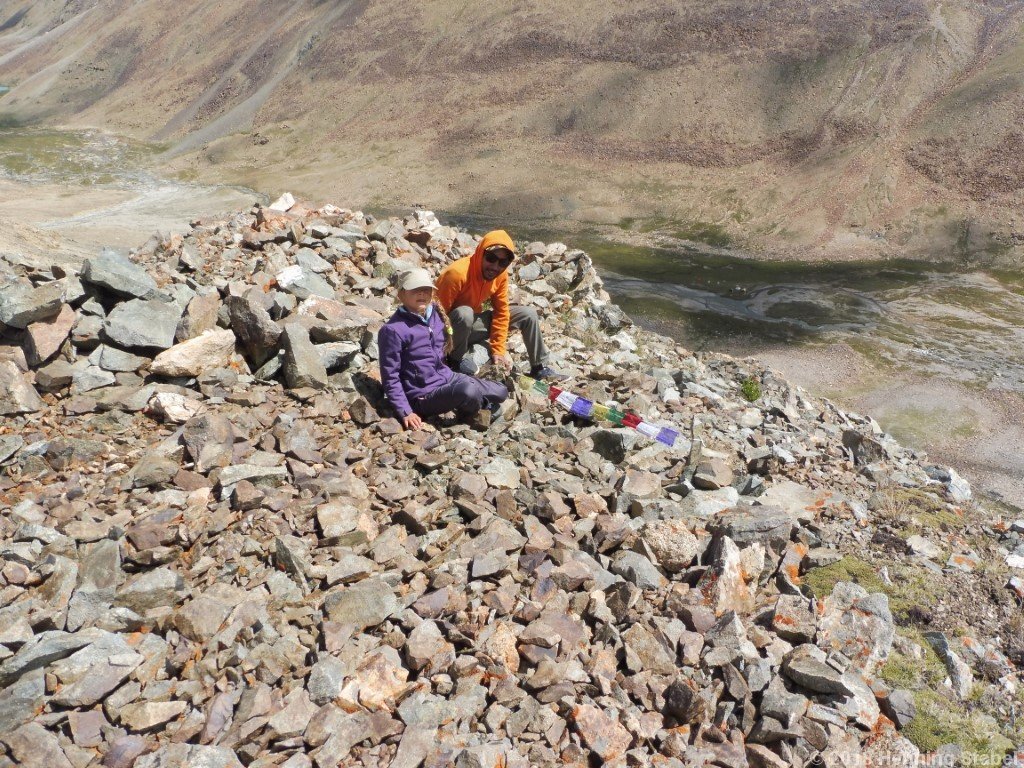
296,296,384,343
817,581,894,676
24,305,76,365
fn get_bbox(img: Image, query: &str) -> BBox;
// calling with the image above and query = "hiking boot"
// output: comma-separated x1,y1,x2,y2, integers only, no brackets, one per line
530,365,567,382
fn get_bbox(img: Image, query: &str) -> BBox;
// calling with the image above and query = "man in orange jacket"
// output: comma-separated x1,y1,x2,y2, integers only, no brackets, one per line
436,230,566,381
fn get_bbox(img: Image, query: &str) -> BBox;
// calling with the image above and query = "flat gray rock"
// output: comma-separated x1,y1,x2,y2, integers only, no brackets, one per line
0,629,99,687
82,249,158,299
0,279,63,328
103,298,182,350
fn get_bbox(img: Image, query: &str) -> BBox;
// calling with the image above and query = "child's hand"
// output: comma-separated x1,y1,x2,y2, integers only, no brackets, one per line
492,354,513,374
403,413,423,430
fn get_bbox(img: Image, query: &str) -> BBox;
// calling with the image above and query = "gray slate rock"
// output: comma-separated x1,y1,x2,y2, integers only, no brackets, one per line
182,413,235,473
881,689,917,729
82,249,158,299
0,280,63,328
924,632,974,700
0,669,45,738
708,505,796,550
96,344,149,372
610,551,666,590
0,629,98,687
134,744,243,768
103,299,183,350
782,645,855,696
49,631,143,707
227,294,282,366
282,323,328,389
818,581,894,675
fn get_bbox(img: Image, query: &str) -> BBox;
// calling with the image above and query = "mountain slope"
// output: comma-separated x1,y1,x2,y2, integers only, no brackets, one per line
2,0,1024,261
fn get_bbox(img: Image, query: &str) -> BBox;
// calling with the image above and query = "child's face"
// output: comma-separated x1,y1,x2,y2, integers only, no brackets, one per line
400,287,433,314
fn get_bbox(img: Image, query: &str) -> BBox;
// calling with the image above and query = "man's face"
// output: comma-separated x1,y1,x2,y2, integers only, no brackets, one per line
481,246,514,281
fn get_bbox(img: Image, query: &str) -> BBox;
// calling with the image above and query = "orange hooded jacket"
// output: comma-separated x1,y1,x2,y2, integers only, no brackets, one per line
436,230,515,357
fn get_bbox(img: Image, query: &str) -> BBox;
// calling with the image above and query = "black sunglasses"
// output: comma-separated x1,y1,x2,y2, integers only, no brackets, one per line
484,250,514,267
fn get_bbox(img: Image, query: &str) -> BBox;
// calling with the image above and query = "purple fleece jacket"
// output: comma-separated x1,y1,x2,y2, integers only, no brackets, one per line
378,306,453,418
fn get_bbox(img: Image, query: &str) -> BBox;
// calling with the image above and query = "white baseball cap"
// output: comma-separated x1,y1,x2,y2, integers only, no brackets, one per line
398,268,435,291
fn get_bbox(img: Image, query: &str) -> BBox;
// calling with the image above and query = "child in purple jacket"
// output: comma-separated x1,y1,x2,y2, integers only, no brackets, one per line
378,268,508,431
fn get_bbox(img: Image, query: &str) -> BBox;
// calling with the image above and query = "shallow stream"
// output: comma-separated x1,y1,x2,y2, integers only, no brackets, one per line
581,238,1024,394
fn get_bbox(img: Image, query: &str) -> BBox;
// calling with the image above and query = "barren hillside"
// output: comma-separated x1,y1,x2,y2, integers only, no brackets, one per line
3,0,1024,261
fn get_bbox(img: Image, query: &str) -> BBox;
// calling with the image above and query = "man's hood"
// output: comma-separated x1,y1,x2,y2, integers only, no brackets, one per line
470,230,516,282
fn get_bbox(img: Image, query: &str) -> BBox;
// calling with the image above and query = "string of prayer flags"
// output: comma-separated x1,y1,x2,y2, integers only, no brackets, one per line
635,422,660,440
516,376,680,448
555,390,577,410
570,397,594,418
621,412,641,429
657,427,680,446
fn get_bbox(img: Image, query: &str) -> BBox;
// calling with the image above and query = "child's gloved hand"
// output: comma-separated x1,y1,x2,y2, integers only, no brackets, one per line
403,413,423,430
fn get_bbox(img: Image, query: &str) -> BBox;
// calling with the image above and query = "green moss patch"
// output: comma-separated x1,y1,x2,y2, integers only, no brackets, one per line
673,221,732,248
901,689,1013,763
803,556,940,622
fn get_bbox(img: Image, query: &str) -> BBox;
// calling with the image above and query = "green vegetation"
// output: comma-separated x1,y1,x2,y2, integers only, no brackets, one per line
804,556,888,599
803,555,939,622
673,221,732,248
870,485,966,531
812,569,1018,760
901,689,1013,763
0,128,157,186
879,638,946,689
739,377,762,402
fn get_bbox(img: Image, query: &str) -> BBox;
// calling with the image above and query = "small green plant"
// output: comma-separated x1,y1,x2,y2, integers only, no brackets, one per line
740,377,762,402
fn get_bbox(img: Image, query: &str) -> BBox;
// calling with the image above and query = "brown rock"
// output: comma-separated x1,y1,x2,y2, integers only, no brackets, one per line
571,704,632,761
692,458,735,490
0,360,45,414
24,304,75,366
232,480,265,511
177,293,221,341
150,329,236,377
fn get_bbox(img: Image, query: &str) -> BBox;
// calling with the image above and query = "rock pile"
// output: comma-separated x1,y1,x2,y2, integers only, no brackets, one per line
0,198,1021,767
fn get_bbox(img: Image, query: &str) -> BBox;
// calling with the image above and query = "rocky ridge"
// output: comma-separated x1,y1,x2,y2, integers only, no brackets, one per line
0,197,1022,767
